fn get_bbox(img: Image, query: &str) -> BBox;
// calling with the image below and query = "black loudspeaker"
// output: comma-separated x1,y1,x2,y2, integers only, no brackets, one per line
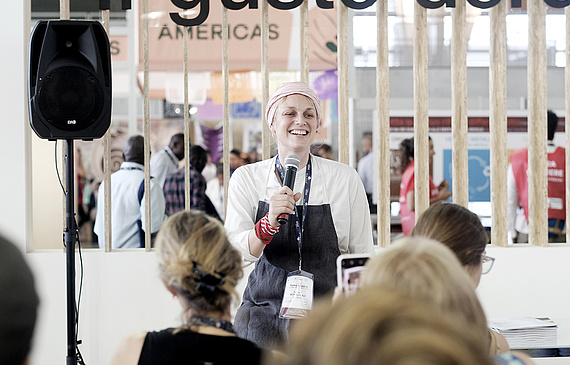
28,20,112,140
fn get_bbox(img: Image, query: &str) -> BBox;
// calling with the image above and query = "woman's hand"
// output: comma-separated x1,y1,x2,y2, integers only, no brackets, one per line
268,186,302,228
431,179,452,205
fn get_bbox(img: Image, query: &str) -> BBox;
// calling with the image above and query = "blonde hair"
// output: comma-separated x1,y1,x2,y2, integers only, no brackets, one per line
361,237,489,347
278,288,492,365
155,210,242,315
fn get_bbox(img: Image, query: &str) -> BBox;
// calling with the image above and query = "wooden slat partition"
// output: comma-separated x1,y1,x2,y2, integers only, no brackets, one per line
376,0,390,248
451,1,468,208
527,1,548,247
566,7,570,244
222,7,230,219
489,1,508,247
261,1,271,161
300,1,309,84
413,2,429,221
337,2,349,165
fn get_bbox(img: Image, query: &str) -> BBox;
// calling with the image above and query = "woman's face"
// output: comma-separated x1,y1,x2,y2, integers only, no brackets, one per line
271,94,318,155
429,139,435,168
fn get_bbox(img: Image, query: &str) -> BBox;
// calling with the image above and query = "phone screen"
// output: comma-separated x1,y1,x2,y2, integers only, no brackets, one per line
338,256,369,296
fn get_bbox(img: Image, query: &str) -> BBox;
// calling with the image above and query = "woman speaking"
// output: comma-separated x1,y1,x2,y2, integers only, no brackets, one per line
225,82,375,348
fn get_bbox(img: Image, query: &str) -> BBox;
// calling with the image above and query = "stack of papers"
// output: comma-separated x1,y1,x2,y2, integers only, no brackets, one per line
488,317,558,348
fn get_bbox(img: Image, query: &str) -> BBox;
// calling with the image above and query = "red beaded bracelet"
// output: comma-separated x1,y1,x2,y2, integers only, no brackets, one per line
255,213,280,244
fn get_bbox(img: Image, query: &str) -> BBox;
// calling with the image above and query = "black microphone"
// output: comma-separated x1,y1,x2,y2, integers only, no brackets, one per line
277,154,301,225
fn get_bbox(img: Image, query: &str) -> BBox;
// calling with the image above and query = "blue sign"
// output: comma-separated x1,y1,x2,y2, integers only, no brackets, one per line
443,149,491,202
230,100,262,119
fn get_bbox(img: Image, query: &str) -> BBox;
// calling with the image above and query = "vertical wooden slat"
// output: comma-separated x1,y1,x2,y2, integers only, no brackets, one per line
101,7,112,252
377,0,390,247
413,2,429,220
451,1,468,208
528,1,548,247
566,7,570,244
300,1,309,84
338,2,349,165
489,1,508,247
261,1,271,161
222,7,230,218
60,0,69,19
142,0,151,251
184,27,191,213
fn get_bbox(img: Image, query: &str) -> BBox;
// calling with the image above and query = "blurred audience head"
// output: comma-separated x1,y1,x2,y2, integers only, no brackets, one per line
361,237,489,348
155,211,242,317
411,203,488,286
0,234,39,365
279,287,491,365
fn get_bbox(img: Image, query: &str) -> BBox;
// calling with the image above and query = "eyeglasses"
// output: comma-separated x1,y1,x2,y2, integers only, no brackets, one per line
481,254,495,275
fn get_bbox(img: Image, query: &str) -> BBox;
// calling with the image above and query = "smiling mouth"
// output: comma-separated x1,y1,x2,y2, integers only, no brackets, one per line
289,130,308,136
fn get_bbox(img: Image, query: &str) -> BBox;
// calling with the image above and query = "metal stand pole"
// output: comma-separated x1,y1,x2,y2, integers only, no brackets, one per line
65,139,77,364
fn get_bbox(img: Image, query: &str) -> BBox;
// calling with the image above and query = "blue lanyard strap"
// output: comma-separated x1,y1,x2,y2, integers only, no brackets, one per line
275,155,312,271
120,166,144,171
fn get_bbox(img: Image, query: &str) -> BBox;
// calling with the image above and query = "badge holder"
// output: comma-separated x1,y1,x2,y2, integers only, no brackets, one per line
279,269,314,319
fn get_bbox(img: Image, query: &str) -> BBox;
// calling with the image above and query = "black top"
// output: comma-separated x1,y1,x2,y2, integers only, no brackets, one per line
138,328,263,365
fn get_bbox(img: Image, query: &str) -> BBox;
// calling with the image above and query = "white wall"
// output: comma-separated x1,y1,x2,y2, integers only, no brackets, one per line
5,3,570,364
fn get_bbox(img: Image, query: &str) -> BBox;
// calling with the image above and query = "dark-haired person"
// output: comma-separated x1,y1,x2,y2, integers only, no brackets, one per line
150,133,185,188
163,145,207,216
0,234,39,365
94,135,166,248
109,211,263,365
398,137,451,235
508,110,565,243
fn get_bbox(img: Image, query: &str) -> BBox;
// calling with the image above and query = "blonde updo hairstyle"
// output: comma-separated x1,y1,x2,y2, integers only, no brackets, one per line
361,237,489,349
155,210,242,316
280,287,492,365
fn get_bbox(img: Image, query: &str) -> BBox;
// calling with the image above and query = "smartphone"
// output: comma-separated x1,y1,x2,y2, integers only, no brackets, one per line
336,254,371,297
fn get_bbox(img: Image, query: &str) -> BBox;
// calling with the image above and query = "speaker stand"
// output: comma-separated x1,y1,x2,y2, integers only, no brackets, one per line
64,139,78,364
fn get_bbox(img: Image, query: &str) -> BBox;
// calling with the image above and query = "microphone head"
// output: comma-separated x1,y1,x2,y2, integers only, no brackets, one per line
284,154,301,170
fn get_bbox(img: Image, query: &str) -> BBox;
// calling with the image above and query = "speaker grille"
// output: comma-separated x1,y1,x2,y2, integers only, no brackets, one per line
38,66,105,132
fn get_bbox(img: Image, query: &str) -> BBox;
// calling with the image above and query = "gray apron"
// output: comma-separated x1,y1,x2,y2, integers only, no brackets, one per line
234,200,340,348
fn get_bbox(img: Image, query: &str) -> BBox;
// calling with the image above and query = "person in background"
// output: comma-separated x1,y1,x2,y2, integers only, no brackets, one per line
163,145,207,216
150,133,185,188
277,287,493,365
508,110,565,243
109,210,264,365
357,132,375,212
94,135,166,249
411,203,490,286
314,144,333,160
206,162,225,220
398,137,451,235
248,148,261,163
229,149,244,176
0,234,39,365
362,237,509,356
191,146,221,221
225,82,374,348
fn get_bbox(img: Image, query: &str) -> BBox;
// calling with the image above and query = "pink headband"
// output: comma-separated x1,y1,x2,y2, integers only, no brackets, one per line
265,82,322,128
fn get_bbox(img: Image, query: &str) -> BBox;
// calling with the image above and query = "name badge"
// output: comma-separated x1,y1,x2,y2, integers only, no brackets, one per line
279,270,314,319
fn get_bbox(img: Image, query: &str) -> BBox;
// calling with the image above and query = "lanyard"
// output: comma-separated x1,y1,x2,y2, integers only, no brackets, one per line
275,155,312,271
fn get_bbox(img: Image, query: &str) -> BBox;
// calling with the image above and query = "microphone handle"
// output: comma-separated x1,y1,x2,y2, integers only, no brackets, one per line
277,166,297,224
